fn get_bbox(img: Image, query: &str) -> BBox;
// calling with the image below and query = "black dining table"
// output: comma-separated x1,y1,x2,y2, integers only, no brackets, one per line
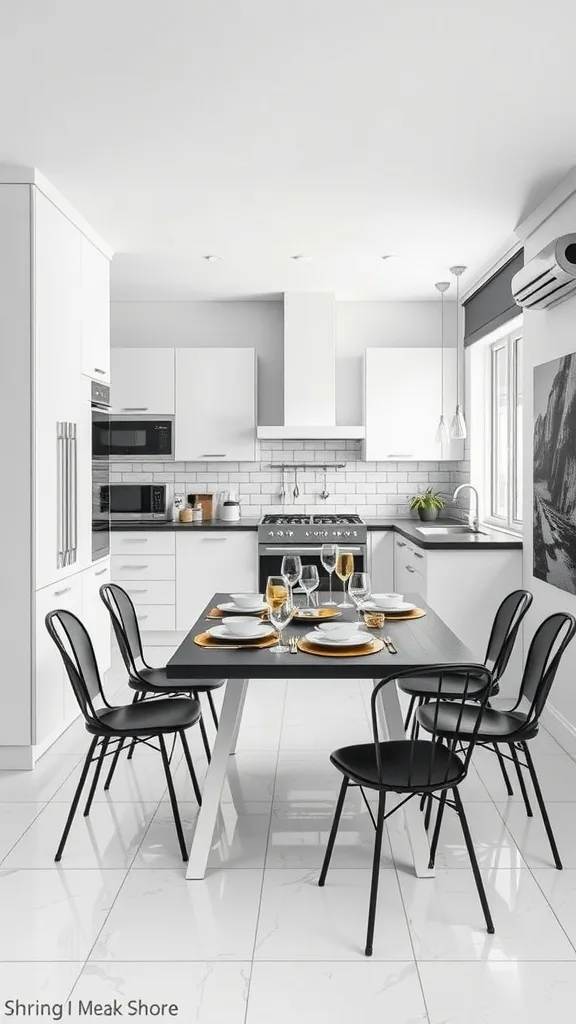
167,592,474,880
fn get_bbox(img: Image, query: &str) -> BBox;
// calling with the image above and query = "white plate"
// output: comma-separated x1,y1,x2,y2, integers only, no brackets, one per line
208,624,275,641
363,600,416,613
217,601,268,614
306,630,372,648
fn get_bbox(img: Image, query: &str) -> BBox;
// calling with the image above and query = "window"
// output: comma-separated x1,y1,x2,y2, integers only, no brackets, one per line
488,330,523,528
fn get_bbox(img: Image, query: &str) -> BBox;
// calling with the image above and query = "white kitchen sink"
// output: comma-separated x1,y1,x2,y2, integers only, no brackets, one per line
416,526,487,536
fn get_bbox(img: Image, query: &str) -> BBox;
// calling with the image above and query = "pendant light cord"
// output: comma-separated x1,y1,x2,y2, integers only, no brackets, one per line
440,290,444,414
455,274,460,406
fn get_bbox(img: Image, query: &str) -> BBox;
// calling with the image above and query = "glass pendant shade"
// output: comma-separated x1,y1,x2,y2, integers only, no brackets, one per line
435,414,449,446
451,404,467,440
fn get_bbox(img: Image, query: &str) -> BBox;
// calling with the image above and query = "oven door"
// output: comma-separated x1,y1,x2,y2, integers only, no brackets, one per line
258,544,366,594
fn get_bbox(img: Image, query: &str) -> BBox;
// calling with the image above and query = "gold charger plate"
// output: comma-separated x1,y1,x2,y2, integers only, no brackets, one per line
194,630,278,650
297,636,385,658
293,607,341,621
378,607,426,621
207,607,269,620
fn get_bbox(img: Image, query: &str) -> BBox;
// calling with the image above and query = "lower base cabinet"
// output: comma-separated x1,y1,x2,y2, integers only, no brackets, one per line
176,532,258,631
369,532,394,592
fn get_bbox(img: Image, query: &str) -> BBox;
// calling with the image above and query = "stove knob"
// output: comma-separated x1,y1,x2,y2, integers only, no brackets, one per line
268,530,275,537
287,530,294,537
305,530,310,537
277,530,284,538
336,530,342,537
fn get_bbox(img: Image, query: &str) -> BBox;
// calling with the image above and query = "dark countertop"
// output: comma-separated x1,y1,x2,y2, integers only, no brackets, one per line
109,516,522,549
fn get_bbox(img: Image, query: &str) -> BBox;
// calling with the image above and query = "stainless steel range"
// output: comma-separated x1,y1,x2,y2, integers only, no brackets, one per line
257,514,367,591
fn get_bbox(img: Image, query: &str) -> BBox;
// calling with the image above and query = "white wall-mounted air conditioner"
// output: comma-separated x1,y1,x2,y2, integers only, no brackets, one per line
512,234,576,310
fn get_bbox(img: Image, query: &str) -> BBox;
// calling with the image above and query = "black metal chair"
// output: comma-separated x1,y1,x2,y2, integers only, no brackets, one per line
100,582,224,781
318,663,494,957
400,589,533,804
417,612,576,871
46,609,203,862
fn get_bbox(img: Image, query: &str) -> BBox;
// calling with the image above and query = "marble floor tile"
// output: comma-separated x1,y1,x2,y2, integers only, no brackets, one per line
0,754,82,802
0,802,46,863
134,801,272,870
266,801,394,869
532,868,576,948
496,801,576,868
0,962,84,1010
390,801,525,871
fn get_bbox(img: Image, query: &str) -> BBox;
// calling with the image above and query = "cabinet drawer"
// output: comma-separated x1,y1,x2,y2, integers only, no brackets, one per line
402,563,427,601
111,532,175,556
134,604,175,630
112,555,175,580
120,580,175,605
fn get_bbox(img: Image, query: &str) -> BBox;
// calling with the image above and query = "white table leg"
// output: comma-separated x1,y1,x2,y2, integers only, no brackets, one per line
229,682,248,755
373,678,434,879
186,678,248,880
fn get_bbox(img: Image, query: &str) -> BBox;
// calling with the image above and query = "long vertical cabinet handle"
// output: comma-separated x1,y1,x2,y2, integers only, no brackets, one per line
70,422,78,564
57,423,65,569
63,423,70,566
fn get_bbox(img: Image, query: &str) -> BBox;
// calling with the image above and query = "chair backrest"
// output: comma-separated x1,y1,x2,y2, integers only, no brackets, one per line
485,589,533,682
517,612,576,726
45,609,106,728
99,582,145,676
371,663,492,788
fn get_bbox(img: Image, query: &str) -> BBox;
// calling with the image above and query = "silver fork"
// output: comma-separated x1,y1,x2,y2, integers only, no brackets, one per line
289,636,299,654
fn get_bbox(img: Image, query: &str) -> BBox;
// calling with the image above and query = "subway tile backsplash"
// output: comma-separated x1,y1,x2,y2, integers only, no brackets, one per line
110,439,470,519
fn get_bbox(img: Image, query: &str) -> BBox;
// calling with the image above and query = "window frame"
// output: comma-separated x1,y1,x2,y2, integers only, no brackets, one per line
484,328,523,532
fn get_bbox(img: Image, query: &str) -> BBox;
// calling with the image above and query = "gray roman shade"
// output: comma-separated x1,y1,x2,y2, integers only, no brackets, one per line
463,249,524,346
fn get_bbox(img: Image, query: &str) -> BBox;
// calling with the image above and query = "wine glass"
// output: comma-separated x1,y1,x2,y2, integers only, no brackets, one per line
335,551,354,607
320,543,338,606
349,571,371,624
300,565,320,609
266,576,294,653
281,554,302,605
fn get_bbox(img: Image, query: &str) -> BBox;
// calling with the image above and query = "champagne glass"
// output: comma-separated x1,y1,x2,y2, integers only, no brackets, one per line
300,565,320,609
335,551,354,607
281,554,302,606
349,571,371,624
266,576,294,653
320,543,338,606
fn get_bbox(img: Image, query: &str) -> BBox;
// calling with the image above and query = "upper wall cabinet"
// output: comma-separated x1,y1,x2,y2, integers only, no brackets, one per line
364,347,464,462
80,236,110,383
111,348,175,414
175,348,257,462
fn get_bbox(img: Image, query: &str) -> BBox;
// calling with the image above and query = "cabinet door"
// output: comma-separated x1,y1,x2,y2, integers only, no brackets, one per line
80,236,110,382
175,348,256,461
81,560,112,679
34,574,83,746
369,532,394,592
364,348,460,462
111,348,175,414
176,532,257,630
33,191,83,590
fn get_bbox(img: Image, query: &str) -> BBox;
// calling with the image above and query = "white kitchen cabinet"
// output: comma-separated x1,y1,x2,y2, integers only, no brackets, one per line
34,574,83,747
175,348,257,461
81,235,110,382
112,554,176,581
364,348,464,462
111,531,177,631
369,531,394,592
111,347,175,414
81,560,112,681
176,532,257,630
111,532,176,556
393,535,427,602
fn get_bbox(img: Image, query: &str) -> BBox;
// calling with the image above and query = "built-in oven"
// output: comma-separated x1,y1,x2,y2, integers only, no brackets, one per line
93,417,174,460
100,483,171,521
258,542,366,594
91,381,111,561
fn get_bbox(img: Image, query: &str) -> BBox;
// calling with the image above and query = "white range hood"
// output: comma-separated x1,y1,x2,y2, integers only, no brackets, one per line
257,292,365,440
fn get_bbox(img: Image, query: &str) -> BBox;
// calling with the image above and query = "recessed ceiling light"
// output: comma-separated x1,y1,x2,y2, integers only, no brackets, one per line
290,254,312,262
202,254,222,262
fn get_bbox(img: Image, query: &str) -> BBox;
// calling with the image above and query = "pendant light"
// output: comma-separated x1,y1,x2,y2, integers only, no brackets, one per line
435,281,450,445
449,264,468,440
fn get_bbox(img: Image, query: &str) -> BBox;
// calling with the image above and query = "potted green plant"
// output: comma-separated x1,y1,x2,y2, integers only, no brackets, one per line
408,487,447,522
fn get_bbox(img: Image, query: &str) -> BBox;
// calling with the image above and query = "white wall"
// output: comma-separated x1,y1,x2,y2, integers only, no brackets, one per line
112,298,456,427
522,191,576,743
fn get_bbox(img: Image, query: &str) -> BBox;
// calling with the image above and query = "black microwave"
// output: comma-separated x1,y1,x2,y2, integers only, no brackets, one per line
93,418,174,460
101,484,170,520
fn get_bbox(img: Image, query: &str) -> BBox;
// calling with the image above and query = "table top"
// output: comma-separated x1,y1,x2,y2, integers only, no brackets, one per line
166,593,475,680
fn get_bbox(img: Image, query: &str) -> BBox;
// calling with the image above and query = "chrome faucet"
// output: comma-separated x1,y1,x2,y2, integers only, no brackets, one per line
453,483,480,532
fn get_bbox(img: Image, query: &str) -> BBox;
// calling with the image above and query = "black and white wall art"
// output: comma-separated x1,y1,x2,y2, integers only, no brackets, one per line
533,352,576,593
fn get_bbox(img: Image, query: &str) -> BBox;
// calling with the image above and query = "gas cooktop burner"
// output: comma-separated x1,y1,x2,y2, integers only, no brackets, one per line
261,514,364,526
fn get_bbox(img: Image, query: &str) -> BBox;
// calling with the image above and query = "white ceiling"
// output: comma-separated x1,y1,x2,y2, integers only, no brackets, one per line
1,0,575,300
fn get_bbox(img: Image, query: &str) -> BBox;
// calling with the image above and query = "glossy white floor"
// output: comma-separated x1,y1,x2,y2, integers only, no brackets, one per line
2,646,576,1022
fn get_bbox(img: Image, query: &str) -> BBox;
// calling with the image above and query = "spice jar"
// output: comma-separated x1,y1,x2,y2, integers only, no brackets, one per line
192,502,203,523
363,610,386,629
179,506,193,523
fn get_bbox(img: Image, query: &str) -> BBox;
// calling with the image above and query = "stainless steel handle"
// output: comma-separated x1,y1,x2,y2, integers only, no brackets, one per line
261,545,364,555
53,587,72,596
201,453,227,458
63,423,70,566
414,551,424,559
396,541,407,547
406,565,416,573
121,407,149,411
94,368,106,375
121,564,149,568
201,536,228,541
387,454,413,458
95,567,108,576
126,588,148,594
57,423,65,569
70,423,77,563
137,613,149,620
123,537,149,543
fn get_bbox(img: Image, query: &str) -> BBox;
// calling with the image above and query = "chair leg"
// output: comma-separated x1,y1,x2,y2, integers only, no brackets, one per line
84,737,110,816
104,737,126,791
206,689,219,730
404,695,416,732
318,776,349,887
509,743,533,817
428,790,447,869
179,729,203,807
453,787,494,934
424,794,433,830
159,733,188,861
522,742,562,870
55,737,99,862
365,791,387,957
127,692,144,760
493,743,514,796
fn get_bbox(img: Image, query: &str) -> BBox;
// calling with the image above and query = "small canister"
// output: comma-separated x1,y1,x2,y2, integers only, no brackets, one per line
179,506,193,523
192,502,203,523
